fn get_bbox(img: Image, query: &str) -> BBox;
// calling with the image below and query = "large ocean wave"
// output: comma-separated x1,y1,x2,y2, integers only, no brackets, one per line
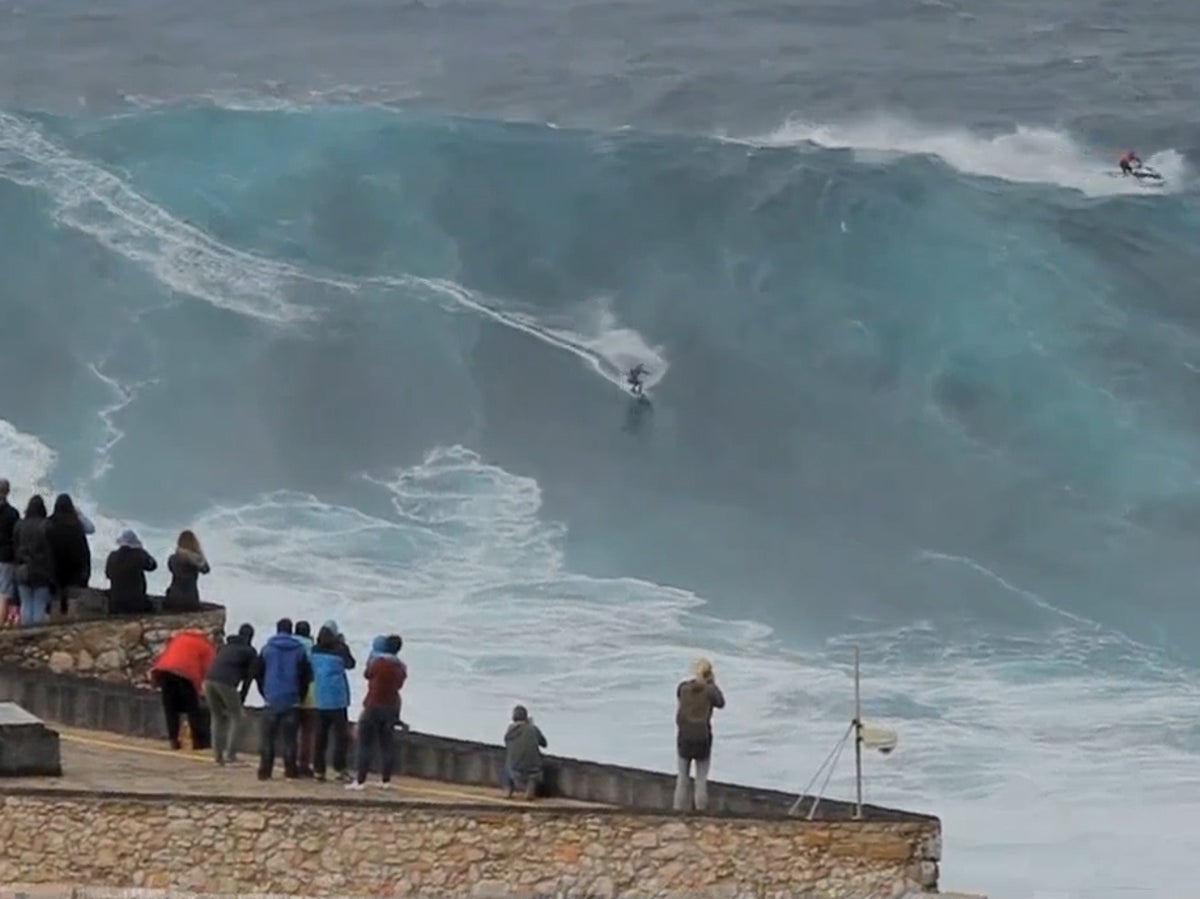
3,102,1200,896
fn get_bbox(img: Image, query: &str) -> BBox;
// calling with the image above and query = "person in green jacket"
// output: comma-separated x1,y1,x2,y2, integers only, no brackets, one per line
502,704,548,800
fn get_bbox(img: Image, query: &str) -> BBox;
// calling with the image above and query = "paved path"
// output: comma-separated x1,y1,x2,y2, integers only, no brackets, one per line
6,725,601,809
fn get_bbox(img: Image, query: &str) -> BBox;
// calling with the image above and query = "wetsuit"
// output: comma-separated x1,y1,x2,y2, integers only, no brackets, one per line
627,366,647,396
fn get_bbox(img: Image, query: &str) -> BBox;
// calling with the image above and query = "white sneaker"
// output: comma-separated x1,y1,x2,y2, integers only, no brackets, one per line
345,781,365,791
375,781,393,790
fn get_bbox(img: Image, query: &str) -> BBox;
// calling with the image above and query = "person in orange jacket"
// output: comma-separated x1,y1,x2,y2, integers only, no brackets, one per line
151,628,217,750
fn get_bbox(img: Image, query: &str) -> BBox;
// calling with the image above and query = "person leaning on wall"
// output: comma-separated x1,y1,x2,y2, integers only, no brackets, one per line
150,627,217,751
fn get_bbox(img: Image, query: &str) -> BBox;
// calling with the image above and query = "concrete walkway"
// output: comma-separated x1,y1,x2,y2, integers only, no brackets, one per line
6,725,600,809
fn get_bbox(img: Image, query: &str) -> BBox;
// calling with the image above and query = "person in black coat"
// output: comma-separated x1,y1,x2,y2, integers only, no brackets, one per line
105,529,158,615
46,493,94,614
13,495,56,626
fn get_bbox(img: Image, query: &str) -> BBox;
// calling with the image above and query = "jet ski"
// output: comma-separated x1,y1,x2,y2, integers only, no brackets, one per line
1107,163,1165,186
1131,164,1164,182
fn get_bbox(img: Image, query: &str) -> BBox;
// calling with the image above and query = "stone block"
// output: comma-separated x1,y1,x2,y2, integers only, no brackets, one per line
63,587,110,621
0,702,62,777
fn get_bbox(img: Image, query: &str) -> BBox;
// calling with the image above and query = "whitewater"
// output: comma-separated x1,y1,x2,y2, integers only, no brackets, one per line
5,1,1200,896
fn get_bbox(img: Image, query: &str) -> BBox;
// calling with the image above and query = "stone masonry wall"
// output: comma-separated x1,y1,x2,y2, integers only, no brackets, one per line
0,794,942,897
0,606,226,687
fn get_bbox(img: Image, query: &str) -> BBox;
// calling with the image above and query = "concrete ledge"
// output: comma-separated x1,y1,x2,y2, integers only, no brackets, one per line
0,662,933,823
0,703,61,777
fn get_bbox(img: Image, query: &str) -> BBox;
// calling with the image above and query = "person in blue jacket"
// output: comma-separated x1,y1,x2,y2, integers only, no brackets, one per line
254,617,312,780
311,621,356,782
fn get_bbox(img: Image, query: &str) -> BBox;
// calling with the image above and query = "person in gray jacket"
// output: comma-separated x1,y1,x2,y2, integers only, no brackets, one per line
202,624,259,765
502,704,548,800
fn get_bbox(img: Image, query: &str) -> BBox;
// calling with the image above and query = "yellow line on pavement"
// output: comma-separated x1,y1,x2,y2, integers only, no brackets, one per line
57,728,527,806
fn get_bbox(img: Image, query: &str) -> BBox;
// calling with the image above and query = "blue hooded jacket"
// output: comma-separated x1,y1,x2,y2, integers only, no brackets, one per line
257,633,311,709
311,642,349,710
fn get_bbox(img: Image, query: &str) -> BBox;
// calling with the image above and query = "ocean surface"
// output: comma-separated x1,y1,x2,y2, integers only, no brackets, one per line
3,1,1200,895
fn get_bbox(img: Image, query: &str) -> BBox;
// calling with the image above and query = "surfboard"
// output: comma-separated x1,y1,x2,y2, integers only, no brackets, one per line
628,386,651,402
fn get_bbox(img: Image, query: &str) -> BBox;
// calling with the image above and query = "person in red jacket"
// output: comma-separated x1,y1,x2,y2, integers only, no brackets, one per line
151,628,216,750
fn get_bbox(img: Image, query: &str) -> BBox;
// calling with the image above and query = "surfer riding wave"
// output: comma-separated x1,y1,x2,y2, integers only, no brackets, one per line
626,363,649,396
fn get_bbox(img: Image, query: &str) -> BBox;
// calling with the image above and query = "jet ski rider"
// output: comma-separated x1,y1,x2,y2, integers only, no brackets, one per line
1119,150,1142,175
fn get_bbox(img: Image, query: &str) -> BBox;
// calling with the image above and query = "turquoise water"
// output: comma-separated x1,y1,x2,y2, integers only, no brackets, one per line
4,3,1200,896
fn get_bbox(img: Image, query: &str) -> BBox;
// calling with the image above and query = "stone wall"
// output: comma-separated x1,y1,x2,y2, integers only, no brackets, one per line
0,604,226,687
0,792,942,897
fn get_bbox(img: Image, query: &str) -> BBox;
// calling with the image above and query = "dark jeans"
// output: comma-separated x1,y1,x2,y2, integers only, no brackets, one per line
355,706,398,784
257,706,300,778
314,708,349,777
158,671,205,749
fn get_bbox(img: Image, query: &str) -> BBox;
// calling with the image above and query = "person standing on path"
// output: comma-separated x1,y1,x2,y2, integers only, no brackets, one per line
202,623,259,765
347,634,407,790
255,618,312,780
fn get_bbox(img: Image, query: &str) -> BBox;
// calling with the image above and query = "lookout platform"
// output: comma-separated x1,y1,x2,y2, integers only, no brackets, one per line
29,725,603,809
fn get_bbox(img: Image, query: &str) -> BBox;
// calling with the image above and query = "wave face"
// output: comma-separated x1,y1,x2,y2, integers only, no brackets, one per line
4,104,1200,896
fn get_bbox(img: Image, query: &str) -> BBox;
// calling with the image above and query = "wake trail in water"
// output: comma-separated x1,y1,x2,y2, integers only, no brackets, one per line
0,110,354,323
0,110,668,397
377,274,670,396
734,115,1191,197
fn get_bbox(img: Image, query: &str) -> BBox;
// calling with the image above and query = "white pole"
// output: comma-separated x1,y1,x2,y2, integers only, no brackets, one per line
853,645,863,820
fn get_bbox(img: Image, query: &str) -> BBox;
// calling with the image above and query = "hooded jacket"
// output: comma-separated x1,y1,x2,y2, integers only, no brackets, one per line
151,629,217,695
105,531,157,614
311,622,356,710
311,643,350,710
257,633,313,710
363,635,407,713
504,720,548,774
322,620,357,668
